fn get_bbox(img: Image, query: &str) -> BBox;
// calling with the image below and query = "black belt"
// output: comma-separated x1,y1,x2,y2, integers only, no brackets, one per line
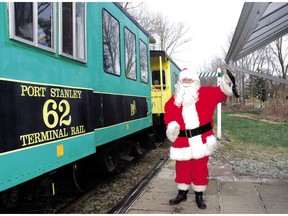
179,122,212,138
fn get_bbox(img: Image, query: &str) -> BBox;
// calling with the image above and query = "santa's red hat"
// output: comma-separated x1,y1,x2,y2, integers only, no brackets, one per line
179,68,200,82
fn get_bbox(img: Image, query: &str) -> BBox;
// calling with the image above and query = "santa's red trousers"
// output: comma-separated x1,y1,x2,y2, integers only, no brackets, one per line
175,156,209,187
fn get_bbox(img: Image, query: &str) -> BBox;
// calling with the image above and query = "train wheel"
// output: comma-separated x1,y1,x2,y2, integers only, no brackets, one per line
0,187,20,208
72,163,87,192
130,141,143,156
73,151,119,192
72,156,104,192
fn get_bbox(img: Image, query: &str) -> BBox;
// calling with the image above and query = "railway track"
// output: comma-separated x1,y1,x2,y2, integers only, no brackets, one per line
107,155,169,214
58,155,169,214
59,142,170,213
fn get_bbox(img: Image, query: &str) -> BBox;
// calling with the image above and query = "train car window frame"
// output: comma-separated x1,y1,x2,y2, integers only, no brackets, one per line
8,2,56,52
139,39,148,84
124,27,137,81
59,2,87,63
152,70,167,90
102,9,121,76
173,72,179,86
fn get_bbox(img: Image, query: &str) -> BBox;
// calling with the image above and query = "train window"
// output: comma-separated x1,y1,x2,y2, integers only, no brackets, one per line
173,72,179,86
59,2,86,62
9,2,55,51
38,3,54,48
140,40,148,83
152,70,166,90
61,3,73,56
102,10,120,75
13,3,33,42
124,28,136,80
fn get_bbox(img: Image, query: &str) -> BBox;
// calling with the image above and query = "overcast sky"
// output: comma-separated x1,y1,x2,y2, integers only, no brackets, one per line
145,0,245,72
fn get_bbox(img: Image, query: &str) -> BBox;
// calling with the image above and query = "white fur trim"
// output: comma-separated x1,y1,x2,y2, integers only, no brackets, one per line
220,77,233,96
182,104,199,129
178,183,190,191
170,135,217,160
206,135,218,155
166,121,180,142
189,135,217,159
170,146,192,161
179,68,200,82
191,183,206,192
188,136,207,159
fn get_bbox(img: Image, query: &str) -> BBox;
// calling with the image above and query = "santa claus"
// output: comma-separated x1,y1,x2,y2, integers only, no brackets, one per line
164,68,236,209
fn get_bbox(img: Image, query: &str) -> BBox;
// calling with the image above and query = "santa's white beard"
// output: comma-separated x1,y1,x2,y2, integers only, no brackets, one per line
174,82,200,107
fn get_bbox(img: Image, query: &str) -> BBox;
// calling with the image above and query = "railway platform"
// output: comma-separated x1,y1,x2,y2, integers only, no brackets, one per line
126,159,288,214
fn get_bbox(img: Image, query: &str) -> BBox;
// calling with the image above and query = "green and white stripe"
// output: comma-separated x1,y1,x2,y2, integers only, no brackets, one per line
198,72,223,78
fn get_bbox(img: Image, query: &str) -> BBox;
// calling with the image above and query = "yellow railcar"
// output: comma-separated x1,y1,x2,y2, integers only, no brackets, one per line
150,50,181,139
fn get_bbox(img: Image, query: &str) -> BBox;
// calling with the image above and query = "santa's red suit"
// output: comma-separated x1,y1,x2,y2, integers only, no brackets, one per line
164,69,233,193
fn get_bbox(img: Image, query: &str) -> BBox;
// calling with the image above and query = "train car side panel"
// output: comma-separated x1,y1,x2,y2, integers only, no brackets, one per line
0,134,95,191
169,61,181,93
0,2,96,192
88,3,152,146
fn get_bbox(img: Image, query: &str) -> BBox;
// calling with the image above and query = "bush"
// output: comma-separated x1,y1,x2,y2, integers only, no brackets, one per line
261,99,288,121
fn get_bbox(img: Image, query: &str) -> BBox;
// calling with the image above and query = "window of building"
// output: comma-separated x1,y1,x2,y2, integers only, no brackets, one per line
102,9,120,75
124,27,136,80
140,40,148,83
59,2,86,62
9,2,55,51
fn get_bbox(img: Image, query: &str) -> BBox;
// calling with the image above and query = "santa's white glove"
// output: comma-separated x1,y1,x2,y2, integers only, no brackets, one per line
220,74,234,96
166,121,180,142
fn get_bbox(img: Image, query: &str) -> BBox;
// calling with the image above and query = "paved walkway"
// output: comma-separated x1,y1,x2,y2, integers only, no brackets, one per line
126,159,288,214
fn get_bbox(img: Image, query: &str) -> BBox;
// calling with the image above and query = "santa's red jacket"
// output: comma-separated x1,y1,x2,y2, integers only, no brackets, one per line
164,83,231,161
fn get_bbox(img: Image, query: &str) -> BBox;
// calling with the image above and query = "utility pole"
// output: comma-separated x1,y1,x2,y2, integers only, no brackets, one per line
217,68,222,139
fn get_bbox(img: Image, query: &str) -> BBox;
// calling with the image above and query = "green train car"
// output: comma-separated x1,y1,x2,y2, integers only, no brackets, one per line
0,2,154,207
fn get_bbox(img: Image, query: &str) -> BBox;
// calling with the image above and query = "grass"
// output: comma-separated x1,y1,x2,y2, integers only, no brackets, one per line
221,111,288,148
212,111,288,179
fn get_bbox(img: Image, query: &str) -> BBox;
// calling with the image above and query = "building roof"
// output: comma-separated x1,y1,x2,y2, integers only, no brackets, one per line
225,2,288,84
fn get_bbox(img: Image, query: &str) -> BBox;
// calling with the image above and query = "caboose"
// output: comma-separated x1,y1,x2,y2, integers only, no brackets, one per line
150,50,181,140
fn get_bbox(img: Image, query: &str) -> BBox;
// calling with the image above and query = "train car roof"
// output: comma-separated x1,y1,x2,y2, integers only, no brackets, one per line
150,50,182,71
225,2,288,84
114,2,156,44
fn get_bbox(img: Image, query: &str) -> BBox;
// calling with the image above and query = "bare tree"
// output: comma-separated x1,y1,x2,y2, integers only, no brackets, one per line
267,36,288,99
153,15,191,57
119,2,192,57
119,2,143,10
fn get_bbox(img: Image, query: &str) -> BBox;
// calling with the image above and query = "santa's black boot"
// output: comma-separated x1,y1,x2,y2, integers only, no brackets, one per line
169,190,189,205
195,192,207,209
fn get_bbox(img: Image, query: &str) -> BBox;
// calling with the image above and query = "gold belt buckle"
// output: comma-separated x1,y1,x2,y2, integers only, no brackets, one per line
185,129,192,138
